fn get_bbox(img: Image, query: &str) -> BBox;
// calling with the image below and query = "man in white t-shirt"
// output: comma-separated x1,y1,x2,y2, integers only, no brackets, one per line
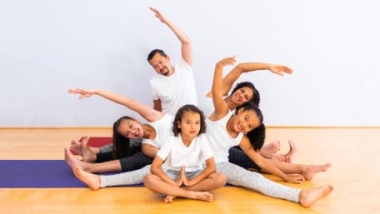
147,7,198,116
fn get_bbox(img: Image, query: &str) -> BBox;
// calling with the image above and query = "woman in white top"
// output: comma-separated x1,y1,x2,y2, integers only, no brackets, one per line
65,88,173,174
199,59,296,163
143,104,226,202
205,56,333,208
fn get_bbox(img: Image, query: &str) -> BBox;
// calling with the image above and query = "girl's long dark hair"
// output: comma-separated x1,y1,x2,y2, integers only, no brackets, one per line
235,102,266,151
112,116,133,159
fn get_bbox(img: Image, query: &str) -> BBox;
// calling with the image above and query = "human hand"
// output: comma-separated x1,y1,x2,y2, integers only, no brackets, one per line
175,167,184,187
285,174,305,184
180,166,191,186
269,64,293,76
67,88,96,99
216,56,236,68
149,7,168,24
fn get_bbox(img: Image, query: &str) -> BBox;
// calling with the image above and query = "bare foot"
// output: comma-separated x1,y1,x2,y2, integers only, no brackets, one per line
189,191,213,202
70,140,82,155
260,140,280,159
64,148,85,170
164,195,176,203
272,140,298,163
299,184,333,208
302,163,331,181
73,167,101,190
81,137,97,163
286,140,297,163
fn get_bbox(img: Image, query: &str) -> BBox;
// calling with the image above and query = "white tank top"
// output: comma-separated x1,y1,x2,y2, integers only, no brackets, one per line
205,110,244,163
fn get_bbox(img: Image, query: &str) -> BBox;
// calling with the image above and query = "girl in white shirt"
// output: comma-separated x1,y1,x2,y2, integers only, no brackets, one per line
206,56,333,208
143,104,226,203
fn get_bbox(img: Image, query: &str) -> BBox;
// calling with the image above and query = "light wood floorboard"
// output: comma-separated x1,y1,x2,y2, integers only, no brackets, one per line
1,128,379,214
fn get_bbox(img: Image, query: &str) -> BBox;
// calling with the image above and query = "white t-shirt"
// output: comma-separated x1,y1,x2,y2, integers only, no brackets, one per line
198,96,214,118
157,134,214,172
142,114,174,148
205,110,244,163
149,58,198,116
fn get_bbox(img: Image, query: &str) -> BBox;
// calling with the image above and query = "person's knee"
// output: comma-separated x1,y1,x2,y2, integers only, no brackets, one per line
143,174,156,186
213,173,227,186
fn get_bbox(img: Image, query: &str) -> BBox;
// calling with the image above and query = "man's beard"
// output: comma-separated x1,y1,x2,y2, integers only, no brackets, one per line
161,68,170,76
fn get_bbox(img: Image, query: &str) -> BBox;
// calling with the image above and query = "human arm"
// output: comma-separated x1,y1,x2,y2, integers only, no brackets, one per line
207,62,293,97
150,156,179,186
68,88,164,122
239,136,305,184
210,56,236,119
183,157,216,187
141,143,159,158
149,7,192,66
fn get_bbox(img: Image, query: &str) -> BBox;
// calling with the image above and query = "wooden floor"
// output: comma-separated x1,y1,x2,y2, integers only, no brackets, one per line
1,127,379,214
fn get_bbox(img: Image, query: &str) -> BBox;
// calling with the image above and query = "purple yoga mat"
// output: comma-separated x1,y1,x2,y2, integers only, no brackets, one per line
0,160,144,188
0,160,87,188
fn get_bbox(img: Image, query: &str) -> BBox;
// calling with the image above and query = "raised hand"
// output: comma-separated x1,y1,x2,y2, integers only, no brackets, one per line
149,7,168,24
68,88,96,99
268,64,293,76
216,56,236,68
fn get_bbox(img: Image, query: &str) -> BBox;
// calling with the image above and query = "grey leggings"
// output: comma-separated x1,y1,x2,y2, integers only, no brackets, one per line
100,162,301,203
100,165,151,187
217,162,300,203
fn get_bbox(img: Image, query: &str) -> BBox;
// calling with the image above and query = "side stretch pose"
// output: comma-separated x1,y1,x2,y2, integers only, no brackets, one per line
65,57,333,208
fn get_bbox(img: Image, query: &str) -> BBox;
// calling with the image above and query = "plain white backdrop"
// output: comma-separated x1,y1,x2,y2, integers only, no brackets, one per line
1,0,379,127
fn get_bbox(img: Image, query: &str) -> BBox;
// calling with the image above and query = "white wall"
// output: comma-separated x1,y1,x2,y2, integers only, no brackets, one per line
1,0,379,127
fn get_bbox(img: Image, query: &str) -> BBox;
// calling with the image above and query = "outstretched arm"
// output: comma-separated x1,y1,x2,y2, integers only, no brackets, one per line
207,62,293,97
150,156,178,186
210,56,236,119
184,157,216,187
239,137,305,184
68,88,164,122
150,7,192,66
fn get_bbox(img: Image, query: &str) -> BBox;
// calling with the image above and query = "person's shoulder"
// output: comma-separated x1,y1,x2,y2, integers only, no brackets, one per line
163,113,175,120
149,75,166,87
196,134,209,142
176,58,192,70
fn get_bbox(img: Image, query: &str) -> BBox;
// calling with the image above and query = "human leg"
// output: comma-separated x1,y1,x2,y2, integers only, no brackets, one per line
271,141,298,163
183,172,226,191
143,174,213,203
217,162,300,202
96,138,144,163
174,169,226,192
259,140,298,163
70,136,103,155
228,146,260,170
72,165,151,190
265,160,331,181
217,162,333,207
65,148,152,173
259,139,280,159
228,145,330,180
101,165,151,187
65,148,122,173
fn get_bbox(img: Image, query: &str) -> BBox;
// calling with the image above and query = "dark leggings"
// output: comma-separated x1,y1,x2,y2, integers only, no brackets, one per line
228,146,261,171
96,138,153,172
